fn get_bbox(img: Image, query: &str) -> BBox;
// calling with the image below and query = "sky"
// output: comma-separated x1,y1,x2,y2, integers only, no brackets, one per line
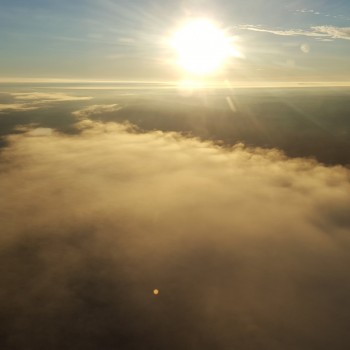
0,0,350,82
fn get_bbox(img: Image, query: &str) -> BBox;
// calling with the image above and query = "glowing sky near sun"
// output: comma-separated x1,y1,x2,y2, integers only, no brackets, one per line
171,19,241,75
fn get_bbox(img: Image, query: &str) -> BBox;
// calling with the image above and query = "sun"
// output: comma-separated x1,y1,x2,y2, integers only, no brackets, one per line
171,19,238,75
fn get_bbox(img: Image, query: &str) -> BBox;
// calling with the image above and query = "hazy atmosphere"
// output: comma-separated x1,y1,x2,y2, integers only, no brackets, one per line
1,1,350,349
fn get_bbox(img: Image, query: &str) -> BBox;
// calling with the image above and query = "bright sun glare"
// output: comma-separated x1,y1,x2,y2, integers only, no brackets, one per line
171,19,239,75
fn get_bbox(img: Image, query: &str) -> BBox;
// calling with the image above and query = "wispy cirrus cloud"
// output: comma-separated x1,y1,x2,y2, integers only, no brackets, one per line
239,25,350,41
295,9,321,15
314,26,350,40
294,9,350,21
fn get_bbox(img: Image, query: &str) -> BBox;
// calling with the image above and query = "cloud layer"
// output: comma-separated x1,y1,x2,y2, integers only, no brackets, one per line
1,121,350,349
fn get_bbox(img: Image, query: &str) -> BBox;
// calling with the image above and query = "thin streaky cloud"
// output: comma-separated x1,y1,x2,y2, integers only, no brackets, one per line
238,25,350,41
238,25,328,38
12,92,92,103
0,103,40,113
72,104,121,119
0,93,92,113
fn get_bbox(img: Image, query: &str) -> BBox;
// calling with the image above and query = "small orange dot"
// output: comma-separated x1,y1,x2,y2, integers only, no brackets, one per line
153,289,159,295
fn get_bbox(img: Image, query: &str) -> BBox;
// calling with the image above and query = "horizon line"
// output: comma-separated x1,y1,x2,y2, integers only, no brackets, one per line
1,78,350,88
